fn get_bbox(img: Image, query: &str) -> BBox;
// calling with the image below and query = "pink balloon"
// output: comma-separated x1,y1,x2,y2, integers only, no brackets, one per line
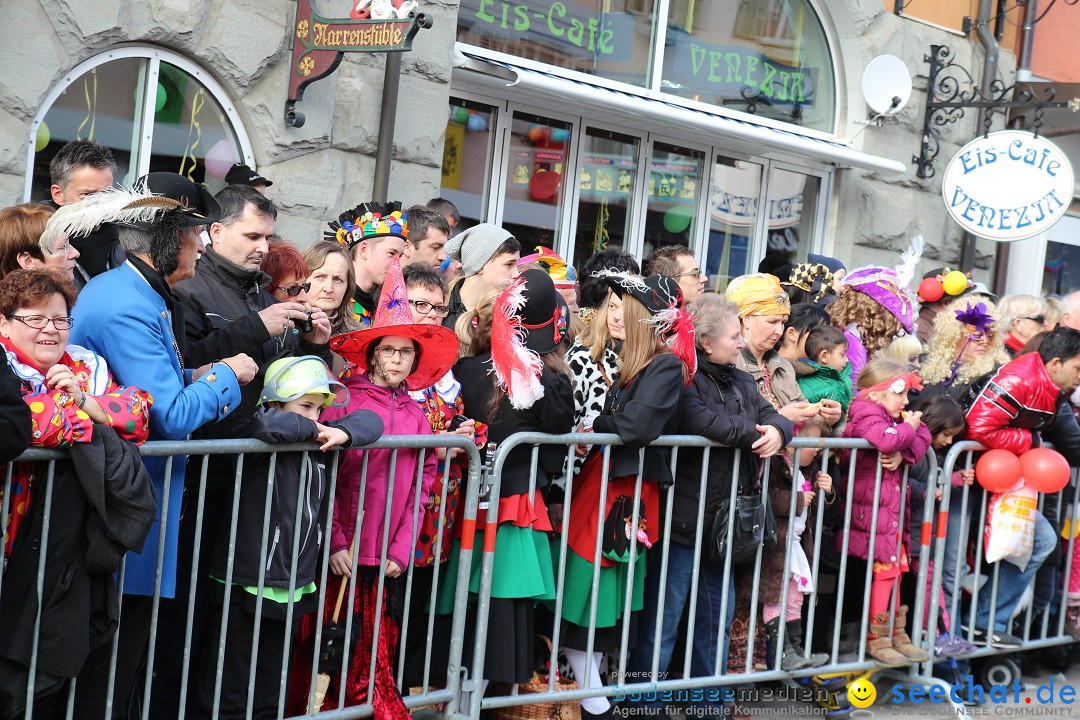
205,139,237,179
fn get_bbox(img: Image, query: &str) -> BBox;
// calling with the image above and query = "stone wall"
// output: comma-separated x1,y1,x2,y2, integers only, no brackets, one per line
0,0,460,246
824,0,1015,282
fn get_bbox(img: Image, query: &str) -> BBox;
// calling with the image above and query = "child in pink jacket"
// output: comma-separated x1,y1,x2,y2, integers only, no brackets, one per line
841,358,932,668
288,257,460,718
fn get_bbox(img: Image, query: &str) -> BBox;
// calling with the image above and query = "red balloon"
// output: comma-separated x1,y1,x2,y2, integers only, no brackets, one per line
1020,448,1072,493
976,449,1023,493
918,277,945,303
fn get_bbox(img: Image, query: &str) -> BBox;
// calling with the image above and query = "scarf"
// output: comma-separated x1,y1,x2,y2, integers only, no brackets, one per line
0,336,111,395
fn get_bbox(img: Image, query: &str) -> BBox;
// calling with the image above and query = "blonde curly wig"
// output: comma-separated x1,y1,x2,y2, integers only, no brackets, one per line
919,296,1009,387
828,290,903,357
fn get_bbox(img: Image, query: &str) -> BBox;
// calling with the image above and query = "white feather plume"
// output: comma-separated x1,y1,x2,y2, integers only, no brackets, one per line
590,268,649,293
42,188,181,243
894,235,924,290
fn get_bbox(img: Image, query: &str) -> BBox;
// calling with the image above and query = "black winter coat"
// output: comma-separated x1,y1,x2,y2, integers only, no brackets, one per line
592,352,686,487
173,246,331,414
0,427,155,715
670,353,793,547
454,354,575,498
205,407,383,601
0,358,30,463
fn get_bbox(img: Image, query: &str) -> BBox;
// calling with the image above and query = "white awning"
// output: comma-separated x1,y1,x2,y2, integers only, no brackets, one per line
452,52,907,175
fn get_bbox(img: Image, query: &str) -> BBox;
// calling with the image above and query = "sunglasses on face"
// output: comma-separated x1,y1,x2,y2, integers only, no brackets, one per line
672,268,704,279
1019,315,1046,325
409,299,451,317
281,282,311,297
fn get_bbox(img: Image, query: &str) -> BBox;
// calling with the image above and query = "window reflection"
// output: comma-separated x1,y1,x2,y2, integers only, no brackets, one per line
573,128,640,277
708,157,761,293
457,0,659,87
663,0,835,132
29,59,145,200
641,143,704,262
442,98,498,231
149,63,245,195
761,167,819,276
500,112,573,250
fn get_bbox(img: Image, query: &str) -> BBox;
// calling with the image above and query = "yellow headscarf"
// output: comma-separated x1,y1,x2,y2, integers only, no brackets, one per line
727,273,791,318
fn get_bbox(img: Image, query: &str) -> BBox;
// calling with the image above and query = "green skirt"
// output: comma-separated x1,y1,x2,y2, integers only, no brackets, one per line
549,539,647,630
434,524,556,614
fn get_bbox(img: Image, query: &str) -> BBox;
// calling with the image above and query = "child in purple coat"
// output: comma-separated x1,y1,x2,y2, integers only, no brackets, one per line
841,358,932,667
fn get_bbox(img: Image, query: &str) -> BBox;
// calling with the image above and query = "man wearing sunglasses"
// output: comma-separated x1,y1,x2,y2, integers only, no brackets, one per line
645,244,708,303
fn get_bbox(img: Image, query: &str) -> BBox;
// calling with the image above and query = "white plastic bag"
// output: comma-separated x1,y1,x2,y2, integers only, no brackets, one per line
984,485,1038,570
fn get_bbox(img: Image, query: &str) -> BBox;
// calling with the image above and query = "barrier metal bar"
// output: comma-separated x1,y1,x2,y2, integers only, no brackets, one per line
2,435,479,720
473,434,892,715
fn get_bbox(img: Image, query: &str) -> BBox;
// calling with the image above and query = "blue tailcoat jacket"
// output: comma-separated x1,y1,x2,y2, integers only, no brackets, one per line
71,262,241,598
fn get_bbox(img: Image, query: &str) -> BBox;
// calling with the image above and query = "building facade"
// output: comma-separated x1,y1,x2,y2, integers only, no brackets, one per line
0,0,1034,291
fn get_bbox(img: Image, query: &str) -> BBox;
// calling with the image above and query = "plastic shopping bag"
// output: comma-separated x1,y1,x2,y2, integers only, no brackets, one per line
983,485,1037,570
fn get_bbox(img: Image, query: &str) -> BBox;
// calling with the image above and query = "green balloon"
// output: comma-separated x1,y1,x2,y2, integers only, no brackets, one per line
35,122,50,152
155,82,167,112
663,205,693,233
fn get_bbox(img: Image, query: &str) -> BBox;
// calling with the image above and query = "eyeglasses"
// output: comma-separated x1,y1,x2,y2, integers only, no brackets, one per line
1020,315,1046,325
281,282,311,297
374,345,416,360
10,315,74,330
409,299,451,317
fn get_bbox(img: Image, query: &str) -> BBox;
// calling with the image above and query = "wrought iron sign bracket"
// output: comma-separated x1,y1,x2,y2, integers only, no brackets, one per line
914,44,1080,179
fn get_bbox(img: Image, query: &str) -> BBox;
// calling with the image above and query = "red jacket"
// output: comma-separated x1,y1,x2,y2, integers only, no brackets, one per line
964,352,1062,454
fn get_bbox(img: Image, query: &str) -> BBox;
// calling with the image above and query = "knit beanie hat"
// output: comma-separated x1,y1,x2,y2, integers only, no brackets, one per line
446,223,515,277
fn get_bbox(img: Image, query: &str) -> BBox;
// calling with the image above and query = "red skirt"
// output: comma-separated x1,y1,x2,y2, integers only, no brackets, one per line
286,570,409,720
565,451,660,568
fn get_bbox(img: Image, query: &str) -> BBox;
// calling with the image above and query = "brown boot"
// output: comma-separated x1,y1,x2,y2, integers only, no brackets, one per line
891,606,931,662
868,614,907,668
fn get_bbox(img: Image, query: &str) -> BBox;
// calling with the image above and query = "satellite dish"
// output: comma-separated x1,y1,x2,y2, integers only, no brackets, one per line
862,55,913,116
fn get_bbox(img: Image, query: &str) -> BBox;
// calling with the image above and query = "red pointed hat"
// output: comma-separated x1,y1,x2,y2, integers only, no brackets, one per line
330,258,459,390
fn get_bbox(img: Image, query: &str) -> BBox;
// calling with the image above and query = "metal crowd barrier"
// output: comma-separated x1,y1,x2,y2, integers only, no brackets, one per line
0,436,481,720
457,434,944,718
924,441,1080,669
5,433,1080,720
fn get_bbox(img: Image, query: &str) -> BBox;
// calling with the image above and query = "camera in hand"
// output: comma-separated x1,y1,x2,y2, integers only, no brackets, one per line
297,312,313,333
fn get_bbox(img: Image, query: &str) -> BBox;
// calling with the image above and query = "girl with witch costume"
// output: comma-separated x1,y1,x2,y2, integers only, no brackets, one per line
829,236,923,381
557,272,695,719
449,269,575,699
286,259,460,719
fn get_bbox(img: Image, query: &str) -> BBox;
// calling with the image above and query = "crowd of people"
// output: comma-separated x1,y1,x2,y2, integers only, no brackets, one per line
3,139,1080,720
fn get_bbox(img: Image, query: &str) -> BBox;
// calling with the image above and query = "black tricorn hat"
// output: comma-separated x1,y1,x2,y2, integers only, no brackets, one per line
133,173,222,227
518,269,569,354
603,272,685,316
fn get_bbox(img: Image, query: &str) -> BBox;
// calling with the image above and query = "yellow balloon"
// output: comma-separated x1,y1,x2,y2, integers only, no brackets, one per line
34,122,50,152
942,270,968,295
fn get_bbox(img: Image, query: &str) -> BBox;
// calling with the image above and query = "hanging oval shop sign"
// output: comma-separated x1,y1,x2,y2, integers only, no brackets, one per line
941,130,1074,242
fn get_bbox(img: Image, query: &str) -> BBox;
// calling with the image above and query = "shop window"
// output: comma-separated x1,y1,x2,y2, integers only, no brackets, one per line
572,127,641,276
442,97,499,230
641,142,705,262
663,0,835,132
708,157,762,293
27,49,251,202
760,167,820,273
500,111,574,250
456,0,659,87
